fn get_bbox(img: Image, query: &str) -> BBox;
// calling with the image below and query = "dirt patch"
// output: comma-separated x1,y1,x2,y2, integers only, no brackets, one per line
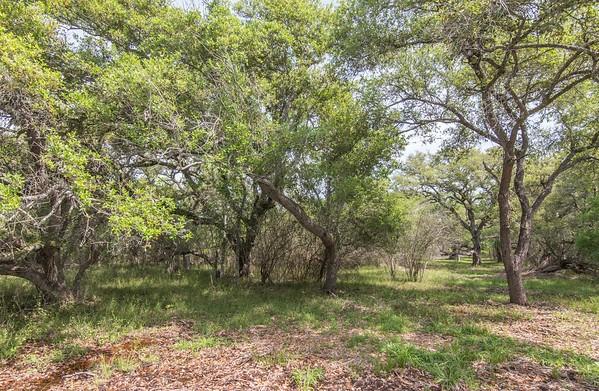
352,368,442,391
1,321,596,390
401,332,453,352
451,303,599,359
0,323,437,391
0,321,193,391
477,357,597,391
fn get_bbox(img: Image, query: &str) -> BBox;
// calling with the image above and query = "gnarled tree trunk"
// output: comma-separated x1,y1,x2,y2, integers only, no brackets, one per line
227,193,274,278
0,259,74,304
256,177,338,293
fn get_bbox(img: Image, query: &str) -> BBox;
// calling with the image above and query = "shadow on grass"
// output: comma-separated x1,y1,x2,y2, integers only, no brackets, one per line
1,261,597,388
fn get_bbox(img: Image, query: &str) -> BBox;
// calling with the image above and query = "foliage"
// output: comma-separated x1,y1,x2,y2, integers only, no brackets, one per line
576,196,599,262
338,0,599,304
0,173,23,213
401,149,498,264
0,2,598,390
531,159,599,268
107,186,184,241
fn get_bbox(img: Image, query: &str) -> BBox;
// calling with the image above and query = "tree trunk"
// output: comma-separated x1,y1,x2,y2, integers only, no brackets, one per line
504,255,527,304
0,263,73,304
37,244,74,303
231,193,274,278
219,237,227,278
256,177,338,293
498,153,527,305
493,239,502,263
471,232,482,266
322,238,337,292
237,242,252,277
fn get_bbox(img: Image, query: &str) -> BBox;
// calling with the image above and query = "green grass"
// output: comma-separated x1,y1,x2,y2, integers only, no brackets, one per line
1,260,597,388
382,325,599,388
95,354,139,384
255,349,297,366
50,343,88,363
292,366,325,391
174,336,223,352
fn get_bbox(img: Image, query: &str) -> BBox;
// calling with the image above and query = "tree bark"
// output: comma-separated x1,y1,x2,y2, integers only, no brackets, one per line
219,236,227,278
322,240,337,292
228,193,274,278
237,243,252,277
256,177,338,293
493,239,502,263
0,261,74,304
498,153,527,305
471,231,482,266
467,207,482,266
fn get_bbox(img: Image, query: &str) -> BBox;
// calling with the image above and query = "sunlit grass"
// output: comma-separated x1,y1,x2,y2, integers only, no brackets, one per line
1,259,597,388
292,366,325,391
174,336,224,353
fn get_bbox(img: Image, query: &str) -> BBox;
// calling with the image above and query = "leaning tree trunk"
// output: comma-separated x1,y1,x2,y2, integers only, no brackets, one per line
256,178,338,293
0,263,72,303
1,244,75,304
498,153,527,305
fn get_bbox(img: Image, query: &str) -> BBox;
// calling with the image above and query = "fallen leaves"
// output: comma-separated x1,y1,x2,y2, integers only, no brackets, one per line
1,316,596,390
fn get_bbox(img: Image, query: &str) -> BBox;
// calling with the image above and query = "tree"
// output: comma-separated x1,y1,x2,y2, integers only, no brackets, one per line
526,155,599,271
402,150,497,266
256,177,338,290
255,81,401,292
0,0,183,302
339,0,599,304
50,0,403,291
53,0,272,278
233,0,404,291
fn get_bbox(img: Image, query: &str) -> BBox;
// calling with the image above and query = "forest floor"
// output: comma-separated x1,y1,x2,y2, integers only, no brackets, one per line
0,260,598,390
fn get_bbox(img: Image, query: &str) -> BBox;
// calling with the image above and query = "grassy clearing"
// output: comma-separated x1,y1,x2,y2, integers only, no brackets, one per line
1,260,597,388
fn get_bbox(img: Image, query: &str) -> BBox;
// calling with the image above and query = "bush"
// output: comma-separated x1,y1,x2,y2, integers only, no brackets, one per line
387,205,451,281
253,211,323,283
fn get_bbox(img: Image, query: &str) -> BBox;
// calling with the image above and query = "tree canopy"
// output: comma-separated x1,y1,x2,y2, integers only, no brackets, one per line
0,0,597,307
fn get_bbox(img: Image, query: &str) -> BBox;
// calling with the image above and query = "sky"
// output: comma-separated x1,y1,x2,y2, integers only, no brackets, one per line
403,135,442,157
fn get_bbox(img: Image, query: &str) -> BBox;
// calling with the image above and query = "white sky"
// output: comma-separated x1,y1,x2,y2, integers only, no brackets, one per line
403,135,442,157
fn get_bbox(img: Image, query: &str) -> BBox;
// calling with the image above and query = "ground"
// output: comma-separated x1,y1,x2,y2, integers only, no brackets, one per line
0,260,598,390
